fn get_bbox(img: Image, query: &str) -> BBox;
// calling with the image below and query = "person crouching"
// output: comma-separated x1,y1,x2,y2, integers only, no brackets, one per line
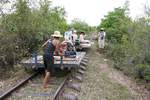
42,31,63,88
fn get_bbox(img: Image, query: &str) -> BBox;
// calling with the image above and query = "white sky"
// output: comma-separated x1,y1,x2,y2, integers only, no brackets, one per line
52,0,150,26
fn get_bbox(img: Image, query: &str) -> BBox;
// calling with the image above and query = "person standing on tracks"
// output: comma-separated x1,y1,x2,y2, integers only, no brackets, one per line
42,31,63,88
98,28,106,52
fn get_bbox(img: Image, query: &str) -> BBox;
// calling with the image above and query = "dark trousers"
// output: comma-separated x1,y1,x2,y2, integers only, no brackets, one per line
43,54,54,74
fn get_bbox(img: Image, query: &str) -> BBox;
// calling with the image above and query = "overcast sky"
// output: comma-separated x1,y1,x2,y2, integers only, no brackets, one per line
52,0,150,26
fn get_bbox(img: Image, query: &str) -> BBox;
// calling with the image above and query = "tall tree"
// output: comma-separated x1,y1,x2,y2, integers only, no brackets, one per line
70,18,91,33
98,7,131,42
0,0,68,73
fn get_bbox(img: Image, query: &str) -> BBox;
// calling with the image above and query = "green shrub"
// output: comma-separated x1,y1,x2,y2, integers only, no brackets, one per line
100,3,150,89
0,0,68,73
136,64,150,82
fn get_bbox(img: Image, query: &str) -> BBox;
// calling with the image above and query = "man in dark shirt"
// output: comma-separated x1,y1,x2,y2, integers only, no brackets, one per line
42,31,63,88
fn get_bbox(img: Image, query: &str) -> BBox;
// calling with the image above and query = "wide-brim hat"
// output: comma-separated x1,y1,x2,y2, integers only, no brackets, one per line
100,28,104,31
73,30,77,33
80,31,85,35
51,31,63,37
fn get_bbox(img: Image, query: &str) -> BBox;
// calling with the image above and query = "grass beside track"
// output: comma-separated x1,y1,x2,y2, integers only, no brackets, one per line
78,41,150,100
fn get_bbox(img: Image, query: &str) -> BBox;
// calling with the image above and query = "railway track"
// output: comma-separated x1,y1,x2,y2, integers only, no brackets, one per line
0,55,89,100
0,72,39,100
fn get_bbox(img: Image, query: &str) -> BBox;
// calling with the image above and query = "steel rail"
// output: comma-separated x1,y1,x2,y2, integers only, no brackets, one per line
0,72,39,99
52,74,70,100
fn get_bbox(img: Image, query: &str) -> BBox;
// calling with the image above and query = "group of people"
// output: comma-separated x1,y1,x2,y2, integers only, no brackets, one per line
42,30,86,88
64,29,86,43
42,28,105,88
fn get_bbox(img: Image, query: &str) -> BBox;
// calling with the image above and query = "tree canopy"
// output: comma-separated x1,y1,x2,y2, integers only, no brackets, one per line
97,7,131,43
0,0,68,71
69,18,94,34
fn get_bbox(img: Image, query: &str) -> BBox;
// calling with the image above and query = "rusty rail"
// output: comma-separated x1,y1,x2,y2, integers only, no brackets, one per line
0,72,39,99
52,74,70,100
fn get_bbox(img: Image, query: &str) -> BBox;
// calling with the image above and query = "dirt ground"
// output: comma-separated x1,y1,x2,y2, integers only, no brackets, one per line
78,42,150,100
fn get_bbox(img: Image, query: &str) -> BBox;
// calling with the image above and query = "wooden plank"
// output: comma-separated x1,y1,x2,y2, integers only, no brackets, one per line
20,52,86,67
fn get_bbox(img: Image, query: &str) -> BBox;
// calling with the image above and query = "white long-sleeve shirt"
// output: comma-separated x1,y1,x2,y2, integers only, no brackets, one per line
64,31,72,41
79,34,85,41
72,34,78,42
98,31,106,40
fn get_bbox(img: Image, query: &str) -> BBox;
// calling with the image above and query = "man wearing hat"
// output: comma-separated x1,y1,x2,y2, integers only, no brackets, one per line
98,28,106,51
42,31,63,88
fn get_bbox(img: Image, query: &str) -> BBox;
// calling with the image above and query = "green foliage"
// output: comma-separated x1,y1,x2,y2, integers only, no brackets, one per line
69,18,92,34
136,64,150,82
0,34,16,68
98,7,130,43
0,0,68,72
99,4,150,89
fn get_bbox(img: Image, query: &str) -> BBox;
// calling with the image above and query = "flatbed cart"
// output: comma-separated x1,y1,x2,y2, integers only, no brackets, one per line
20,52,86,73
75,40,91,51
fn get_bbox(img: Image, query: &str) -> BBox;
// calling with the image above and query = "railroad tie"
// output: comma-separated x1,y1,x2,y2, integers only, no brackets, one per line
84,56,88,59
72,74,83,82
83,58,88,61
63,93,78,100
81,60,88,64
80,62,87,66
81,59,88,62
15,92,52,97
68,83,81,92
79,65,86,71
77,69,85,75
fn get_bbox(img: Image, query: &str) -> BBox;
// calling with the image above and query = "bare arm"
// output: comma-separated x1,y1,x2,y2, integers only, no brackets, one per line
42,39,50,47
54,43,59,55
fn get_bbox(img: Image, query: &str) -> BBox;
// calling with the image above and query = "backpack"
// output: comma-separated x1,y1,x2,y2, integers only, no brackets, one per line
66,42,75,51
65,42,76,57
100,32,105,40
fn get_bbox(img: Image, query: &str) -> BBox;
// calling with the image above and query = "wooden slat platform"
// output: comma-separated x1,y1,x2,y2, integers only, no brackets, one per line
20,52,86,69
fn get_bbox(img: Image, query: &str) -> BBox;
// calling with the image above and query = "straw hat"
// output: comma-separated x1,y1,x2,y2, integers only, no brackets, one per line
100,28,104,31
51,31,63,37
73,30,77,33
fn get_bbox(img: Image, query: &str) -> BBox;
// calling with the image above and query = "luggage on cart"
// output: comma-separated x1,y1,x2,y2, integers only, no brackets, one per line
65,42,76,58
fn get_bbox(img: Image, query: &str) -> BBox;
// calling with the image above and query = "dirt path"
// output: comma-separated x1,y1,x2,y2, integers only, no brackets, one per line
78,43,150,100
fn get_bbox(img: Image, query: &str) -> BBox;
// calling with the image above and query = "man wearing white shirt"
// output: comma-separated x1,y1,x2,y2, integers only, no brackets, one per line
98,28,106,49
64,29,73,41
72,30,78,42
